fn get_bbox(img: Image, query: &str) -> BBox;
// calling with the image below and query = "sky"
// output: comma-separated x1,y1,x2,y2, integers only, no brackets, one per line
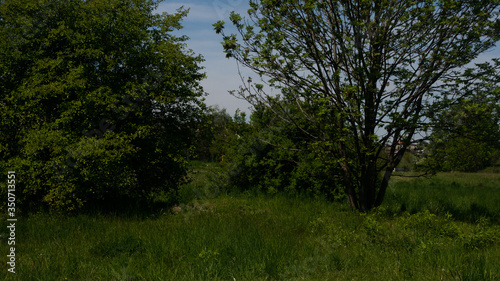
156,0,255,116
156,0,500,117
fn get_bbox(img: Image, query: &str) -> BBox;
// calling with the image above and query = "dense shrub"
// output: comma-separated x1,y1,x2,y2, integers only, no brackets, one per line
222,105,345,200
422,94,500,172
0,0,205,212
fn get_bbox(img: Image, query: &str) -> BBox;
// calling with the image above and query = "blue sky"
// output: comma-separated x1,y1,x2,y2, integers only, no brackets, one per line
157,0,254,115
156,0,500,116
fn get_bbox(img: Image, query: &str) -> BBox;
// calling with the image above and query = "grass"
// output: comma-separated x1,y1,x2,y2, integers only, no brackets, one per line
1,162,499,280
386,171,500,223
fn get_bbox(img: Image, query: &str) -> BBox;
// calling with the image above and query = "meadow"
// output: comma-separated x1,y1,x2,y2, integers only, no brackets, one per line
1,162,499,280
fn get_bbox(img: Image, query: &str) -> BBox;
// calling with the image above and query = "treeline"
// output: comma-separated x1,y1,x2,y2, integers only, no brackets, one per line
195,105,346,200
421,95,500,172
1,0,499,214
197,101,500,198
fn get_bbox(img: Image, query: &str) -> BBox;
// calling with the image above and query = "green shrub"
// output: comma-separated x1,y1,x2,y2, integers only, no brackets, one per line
0,0,205,213
459,222,500,250
222,106,345,200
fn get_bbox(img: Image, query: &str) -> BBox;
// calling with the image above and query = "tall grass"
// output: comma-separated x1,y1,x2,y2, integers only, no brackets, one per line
385,172,500,223
1,164,499,280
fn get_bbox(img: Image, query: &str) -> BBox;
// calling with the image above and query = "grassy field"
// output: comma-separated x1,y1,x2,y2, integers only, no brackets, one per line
1,162,499,280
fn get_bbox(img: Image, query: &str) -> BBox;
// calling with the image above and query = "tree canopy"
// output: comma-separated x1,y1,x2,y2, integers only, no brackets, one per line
423,67,500,172
215,0,500,211
0,0,206,212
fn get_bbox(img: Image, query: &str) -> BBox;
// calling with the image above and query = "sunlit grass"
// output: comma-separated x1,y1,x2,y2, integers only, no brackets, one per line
386,171,500,223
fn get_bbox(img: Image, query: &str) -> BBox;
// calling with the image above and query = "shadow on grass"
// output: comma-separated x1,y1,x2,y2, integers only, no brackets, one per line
14,194,178,220
440,202,499,224
78,195,177,219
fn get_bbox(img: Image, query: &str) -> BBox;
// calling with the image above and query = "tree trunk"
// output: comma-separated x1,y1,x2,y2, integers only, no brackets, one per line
346,153,392,212
342,164,359,210
374,168,393,208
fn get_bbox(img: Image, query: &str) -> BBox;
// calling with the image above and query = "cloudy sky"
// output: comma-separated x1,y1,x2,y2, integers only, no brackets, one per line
156,0,500,116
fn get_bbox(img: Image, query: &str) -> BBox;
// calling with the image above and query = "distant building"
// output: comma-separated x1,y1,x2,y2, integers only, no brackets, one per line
385,142,425,156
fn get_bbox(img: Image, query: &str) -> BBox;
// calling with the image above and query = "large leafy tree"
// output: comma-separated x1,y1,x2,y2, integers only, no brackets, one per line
0,0,206,212
215,0,500,211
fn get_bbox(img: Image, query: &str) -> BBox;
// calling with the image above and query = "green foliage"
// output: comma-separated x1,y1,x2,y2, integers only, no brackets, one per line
215,0,500,211
0,0,206,212
423,88,500,172
460,226,499,250
440,139,496,172
222,104,345,200
192,106,250,162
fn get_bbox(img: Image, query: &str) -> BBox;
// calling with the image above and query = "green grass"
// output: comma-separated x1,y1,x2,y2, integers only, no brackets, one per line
1,163,499,280
386,171,500,223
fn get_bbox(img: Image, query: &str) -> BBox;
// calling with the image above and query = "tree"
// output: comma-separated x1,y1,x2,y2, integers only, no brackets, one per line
208,106,242,162
0,0,206,212
423,81,500,172
224,103,345,199
214,0,500,211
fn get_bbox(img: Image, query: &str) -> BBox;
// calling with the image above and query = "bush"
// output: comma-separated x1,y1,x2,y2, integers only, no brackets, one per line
0,0,205,213
222,106,345,200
